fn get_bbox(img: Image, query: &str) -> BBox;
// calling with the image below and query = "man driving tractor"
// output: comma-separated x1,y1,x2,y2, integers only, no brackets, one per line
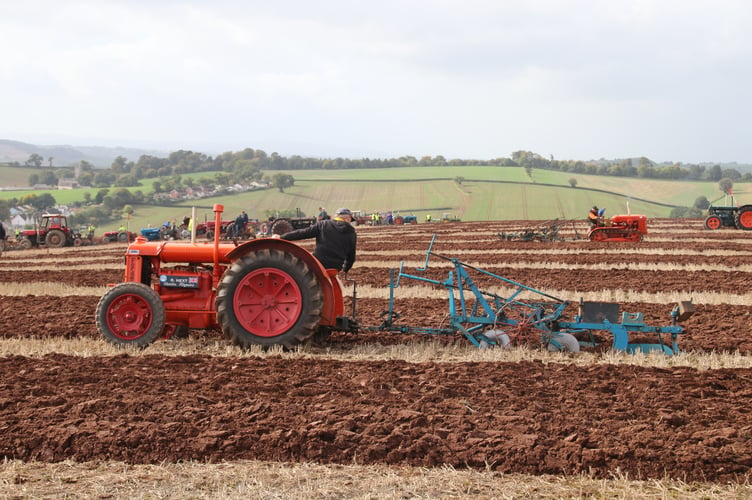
588,206,606,228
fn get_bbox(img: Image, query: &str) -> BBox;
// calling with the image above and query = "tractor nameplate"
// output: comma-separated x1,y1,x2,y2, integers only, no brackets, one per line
159,275,200,288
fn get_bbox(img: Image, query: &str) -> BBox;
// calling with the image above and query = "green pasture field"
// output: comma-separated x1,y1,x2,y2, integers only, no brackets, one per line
2,165,749,232
109,180,682,235
0,165,40,186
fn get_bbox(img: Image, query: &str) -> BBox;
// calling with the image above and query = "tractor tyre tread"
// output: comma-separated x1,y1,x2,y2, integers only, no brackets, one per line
270,219,294,236
216,249,323,349
735,206,752,230
45,229,66,248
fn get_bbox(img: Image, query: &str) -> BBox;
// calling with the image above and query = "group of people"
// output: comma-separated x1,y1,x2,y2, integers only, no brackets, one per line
234,210,249,237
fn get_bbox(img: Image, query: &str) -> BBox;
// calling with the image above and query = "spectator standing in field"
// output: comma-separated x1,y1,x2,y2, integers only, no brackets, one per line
0,221,6,254
318,207,329,220
280,207,356,272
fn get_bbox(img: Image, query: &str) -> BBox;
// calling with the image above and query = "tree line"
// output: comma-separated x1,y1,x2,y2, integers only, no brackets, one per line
14,148,752,188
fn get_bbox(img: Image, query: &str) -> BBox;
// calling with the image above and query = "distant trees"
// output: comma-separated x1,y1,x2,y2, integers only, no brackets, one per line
27,169,58,186
25,153,44,167
718,178,734,195
19,193,56,211
707,165,723,182
693,196,710,210
0,199,10,221
670,206,703,218
271,173,295,193
568,178,578,188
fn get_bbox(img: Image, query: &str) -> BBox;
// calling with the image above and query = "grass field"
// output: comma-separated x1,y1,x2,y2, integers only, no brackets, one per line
2,165,748,232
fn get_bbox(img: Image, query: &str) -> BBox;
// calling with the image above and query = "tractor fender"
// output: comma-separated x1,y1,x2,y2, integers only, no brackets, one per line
225,238,344,326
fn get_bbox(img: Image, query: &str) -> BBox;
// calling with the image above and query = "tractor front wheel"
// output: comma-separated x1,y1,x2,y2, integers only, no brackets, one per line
216,249,323,349
96,282,166,347
20,238,33,249
735,206,752,230
704,216,722,230
45,229,66,248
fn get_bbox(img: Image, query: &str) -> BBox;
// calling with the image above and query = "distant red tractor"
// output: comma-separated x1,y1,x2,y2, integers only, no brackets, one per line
18,214,81,249
204,219,259,239
588,214,647,242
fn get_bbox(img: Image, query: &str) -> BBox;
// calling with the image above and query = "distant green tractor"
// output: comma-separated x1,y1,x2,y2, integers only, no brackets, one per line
704,204,752,230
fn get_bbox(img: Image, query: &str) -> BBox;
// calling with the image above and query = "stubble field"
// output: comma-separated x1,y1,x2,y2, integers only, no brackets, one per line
1,218,751,498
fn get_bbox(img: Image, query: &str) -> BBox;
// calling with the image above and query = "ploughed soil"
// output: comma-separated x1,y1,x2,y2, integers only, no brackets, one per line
2,354,751,482
1,218,752,482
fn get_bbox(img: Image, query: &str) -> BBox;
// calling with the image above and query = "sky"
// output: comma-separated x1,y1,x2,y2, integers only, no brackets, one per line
2,1,752,163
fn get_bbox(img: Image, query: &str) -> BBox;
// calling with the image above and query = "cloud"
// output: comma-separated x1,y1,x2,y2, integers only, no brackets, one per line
2,0,752,162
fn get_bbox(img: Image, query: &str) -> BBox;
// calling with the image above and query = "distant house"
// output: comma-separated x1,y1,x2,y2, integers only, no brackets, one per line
11,214,29,228
58,179,80,190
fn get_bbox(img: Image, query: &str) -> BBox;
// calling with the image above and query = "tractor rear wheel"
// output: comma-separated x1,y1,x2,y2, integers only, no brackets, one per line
216,249,324,349
735,206,752,230
45,229,66,247
394,216,404,225
96,282,166,347
270,219,294,236
117,231,129,242
704,216,722,230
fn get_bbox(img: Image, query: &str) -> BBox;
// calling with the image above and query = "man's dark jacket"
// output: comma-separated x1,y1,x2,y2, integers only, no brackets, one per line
282,218,356,272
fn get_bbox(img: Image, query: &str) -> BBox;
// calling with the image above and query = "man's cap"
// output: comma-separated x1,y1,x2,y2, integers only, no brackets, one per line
335,208,352,216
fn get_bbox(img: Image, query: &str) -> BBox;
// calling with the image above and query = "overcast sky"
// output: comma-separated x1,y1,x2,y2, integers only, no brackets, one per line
2,1,751,163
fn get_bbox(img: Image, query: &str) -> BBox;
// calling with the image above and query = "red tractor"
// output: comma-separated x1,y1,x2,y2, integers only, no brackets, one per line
588,214,647,242
96,204,346,348
18,214,81,249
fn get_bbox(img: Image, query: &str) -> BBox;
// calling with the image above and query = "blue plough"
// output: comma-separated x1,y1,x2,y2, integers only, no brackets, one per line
355,235,693,354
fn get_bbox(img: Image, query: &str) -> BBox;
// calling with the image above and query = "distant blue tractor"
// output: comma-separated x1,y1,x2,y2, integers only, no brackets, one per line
393,214,417,225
